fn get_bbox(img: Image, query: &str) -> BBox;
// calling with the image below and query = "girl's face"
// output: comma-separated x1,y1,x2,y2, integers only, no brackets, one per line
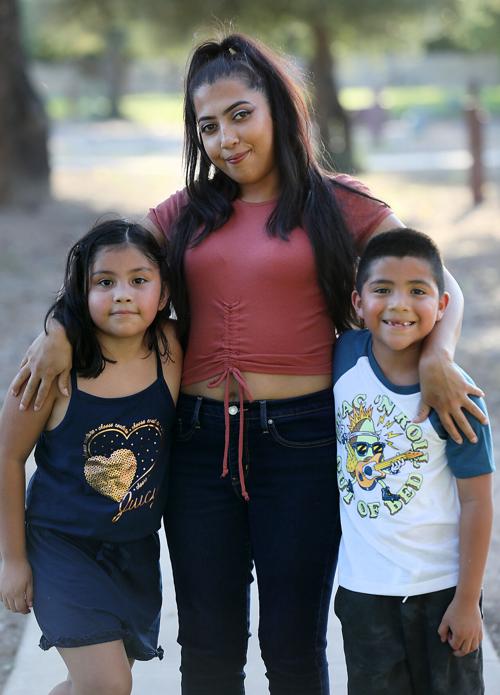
193,77,279,203
88,244,166,343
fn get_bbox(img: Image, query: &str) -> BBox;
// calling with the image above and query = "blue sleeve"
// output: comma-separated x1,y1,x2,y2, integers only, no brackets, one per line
445,395,495,478
333,329,371,384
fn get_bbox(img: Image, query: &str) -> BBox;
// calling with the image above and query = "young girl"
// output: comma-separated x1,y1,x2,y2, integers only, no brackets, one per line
0,220,181,695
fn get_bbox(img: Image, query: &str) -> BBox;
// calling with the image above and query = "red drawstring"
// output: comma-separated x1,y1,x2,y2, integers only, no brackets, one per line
207,367,253,501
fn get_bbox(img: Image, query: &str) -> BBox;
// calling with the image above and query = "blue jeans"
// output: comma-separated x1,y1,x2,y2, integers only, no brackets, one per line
165,389,340,695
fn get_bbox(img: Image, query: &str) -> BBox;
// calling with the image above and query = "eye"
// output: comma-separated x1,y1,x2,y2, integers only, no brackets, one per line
132,277,148,285
96,278,113,287
373,287,390,294
411,288,426,295
233,109,250,121
200,122,217,135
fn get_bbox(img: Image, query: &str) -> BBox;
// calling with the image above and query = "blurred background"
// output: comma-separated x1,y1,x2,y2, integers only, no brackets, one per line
1,0,500,691
1,0,500,206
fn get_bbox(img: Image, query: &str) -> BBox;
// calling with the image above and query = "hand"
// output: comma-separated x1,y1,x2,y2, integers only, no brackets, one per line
415,352,487,444
10,323,72,411
0,558,33,614
438,596,483,657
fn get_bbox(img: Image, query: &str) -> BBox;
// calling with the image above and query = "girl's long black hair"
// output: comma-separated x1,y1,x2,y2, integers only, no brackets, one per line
169,32,388,346
46,220,172,378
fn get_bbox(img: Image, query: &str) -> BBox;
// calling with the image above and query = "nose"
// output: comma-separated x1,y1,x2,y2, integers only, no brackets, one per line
113,283,132,302
220,124,238,149
388,291,409,310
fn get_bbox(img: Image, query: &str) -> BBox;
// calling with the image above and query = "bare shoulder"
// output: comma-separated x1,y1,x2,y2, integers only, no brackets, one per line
159,320,183,404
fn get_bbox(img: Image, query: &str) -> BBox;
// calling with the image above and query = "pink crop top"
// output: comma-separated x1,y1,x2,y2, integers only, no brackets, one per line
148,174,392,498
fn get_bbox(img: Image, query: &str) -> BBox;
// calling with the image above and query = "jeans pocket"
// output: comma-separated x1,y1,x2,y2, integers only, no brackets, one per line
175,416,199,443
267,410,336,449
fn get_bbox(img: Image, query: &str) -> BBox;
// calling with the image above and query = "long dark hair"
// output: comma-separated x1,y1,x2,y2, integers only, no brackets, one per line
46,220,172,378
169,33,387,346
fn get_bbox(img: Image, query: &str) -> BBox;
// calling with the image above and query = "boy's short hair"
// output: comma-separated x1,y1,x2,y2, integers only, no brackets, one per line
356,228,445,295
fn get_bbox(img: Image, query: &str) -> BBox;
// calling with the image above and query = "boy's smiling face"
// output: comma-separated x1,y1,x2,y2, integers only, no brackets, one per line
352,255,449,357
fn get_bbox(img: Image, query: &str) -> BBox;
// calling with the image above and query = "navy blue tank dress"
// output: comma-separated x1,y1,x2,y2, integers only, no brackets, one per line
26,351,175,660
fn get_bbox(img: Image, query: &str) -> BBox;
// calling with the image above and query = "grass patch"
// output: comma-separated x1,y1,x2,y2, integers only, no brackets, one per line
340,85,500,117
121,93,183,125
46,86,500,124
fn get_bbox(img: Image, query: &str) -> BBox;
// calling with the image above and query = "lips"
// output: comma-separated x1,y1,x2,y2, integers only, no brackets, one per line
225,150,250,165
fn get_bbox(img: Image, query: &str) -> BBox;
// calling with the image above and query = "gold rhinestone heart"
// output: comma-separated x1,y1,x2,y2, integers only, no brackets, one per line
84,448,137,502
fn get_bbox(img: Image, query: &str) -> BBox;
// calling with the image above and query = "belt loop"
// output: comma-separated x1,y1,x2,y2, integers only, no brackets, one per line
192,396,203,429
259,400,269,434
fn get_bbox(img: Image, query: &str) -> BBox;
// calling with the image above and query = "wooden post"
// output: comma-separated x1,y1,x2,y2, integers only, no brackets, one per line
465,81,485,206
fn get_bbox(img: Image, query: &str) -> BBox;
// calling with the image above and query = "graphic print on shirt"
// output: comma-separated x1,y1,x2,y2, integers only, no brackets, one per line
83,419,163,523
336,394,428,518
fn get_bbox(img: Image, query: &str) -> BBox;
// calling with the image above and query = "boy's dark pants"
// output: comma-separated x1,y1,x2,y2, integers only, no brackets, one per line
335,586,484,695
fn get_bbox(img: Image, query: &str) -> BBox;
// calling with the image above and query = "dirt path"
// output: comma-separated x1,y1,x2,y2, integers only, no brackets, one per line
1,121,500,690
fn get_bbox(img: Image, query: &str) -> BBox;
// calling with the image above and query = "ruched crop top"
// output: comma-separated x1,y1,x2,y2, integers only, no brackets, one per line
148,174,392,497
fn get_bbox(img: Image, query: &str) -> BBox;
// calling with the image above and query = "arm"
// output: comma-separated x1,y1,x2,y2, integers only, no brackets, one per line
369,214,486,443
0,383,57,613
159,320,183,405
10,318,72,412
437,473,493,656
417,268,487,444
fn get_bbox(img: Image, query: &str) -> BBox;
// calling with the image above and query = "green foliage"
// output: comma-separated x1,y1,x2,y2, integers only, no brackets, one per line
44,85,500,124
424,0,500,53
21,0,465,62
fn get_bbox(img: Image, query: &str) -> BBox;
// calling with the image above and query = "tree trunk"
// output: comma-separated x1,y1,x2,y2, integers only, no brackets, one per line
310,22,353,172
103,28,128,119
0,0,50,206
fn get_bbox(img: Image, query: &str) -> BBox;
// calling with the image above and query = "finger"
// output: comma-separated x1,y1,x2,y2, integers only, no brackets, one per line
10,365,31,397
57,370,70,398
413,401,430,424
33,376,53,412
448,631,466,653
26,578,33,609
465,383,485,400
452,641,470,658
462,398,489,426
13,595,29,614
19,374,40,411
438,414,463,445
437,620,449,642
448,410,478,444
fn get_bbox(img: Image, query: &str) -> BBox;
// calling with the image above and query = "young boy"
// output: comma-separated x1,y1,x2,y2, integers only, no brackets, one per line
333,228,495,694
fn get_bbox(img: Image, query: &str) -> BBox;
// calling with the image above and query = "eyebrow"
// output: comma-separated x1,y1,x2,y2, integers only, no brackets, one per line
197,100,253,123
91,267,153,276
368,278,434,287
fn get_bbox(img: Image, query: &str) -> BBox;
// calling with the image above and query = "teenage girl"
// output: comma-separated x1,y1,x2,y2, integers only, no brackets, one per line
0,220,181,695
11,35,487,694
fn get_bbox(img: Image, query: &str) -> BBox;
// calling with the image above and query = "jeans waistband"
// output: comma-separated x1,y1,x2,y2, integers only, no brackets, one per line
177,388,333,422
177,388,333,503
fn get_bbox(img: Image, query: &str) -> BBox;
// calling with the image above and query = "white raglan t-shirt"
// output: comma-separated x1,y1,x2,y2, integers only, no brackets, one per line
333,329,494,597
